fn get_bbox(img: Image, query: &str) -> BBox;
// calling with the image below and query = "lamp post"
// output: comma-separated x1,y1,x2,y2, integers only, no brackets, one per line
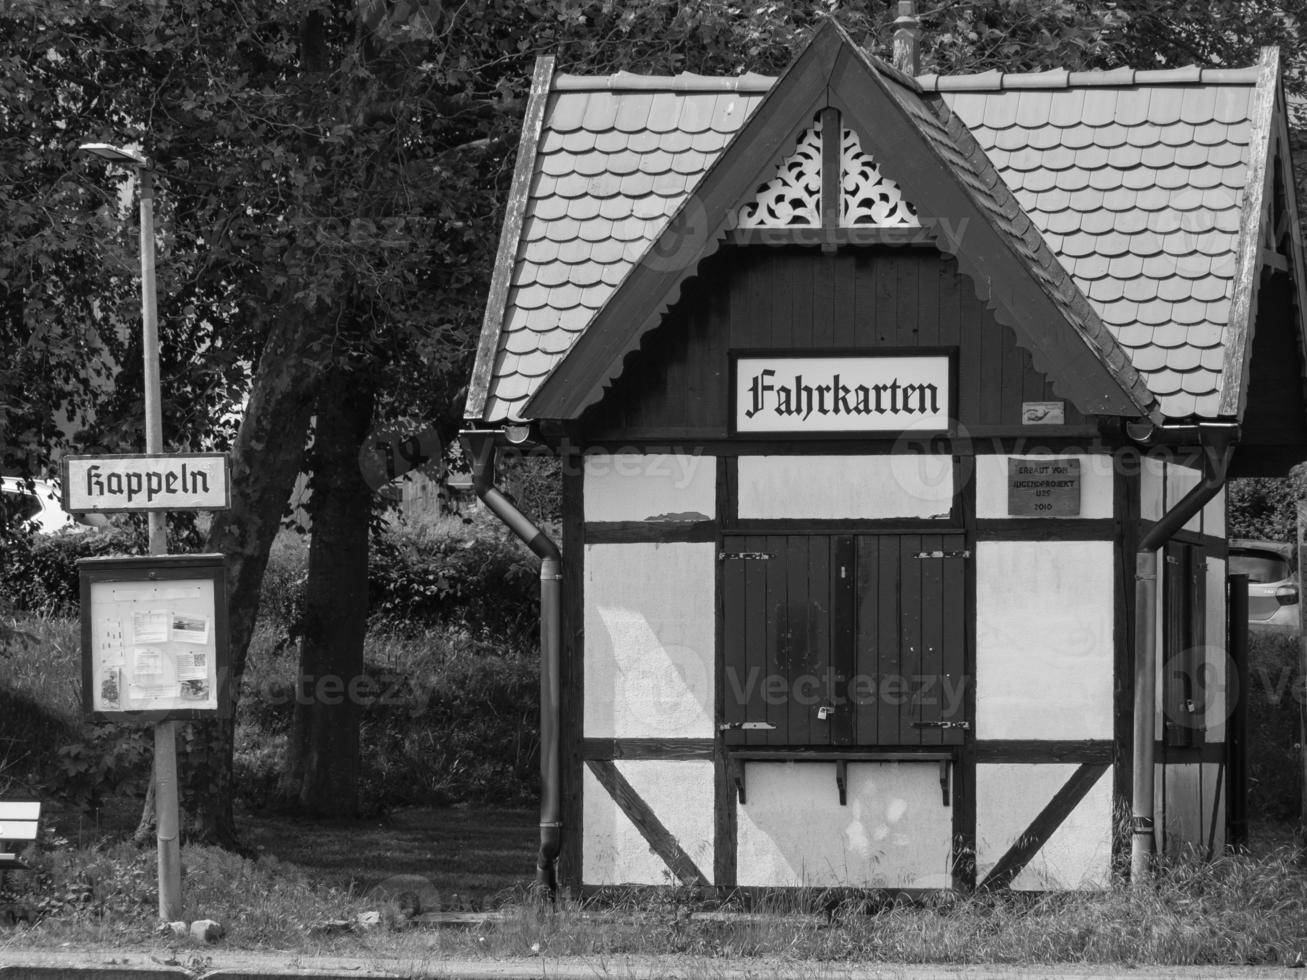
78,142,182,922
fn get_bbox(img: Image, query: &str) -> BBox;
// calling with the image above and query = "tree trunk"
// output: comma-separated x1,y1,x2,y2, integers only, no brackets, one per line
276,365,375,816
132,302,329,848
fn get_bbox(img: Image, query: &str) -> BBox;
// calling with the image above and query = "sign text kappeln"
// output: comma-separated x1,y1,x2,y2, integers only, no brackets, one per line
63,454,231,513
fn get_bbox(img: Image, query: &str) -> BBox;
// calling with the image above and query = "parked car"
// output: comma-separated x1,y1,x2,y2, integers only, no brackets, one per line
1228,538,1299,632
0,476,101,534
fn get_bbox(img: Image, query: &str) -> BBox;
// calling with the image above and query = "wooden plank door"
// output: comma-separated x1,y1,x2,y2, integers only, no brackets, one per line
722,535,838,746
853,533,968,746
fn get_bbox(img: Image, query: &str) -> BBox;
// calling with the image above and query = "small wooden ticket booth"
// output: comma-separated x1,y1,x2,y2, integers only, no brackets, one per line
464,20,1307,893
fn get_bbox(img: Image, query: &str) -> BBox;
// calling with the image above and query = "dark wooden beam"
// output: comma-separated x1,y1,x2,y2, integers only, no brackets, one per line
978,763,1109,891
585,759,710,886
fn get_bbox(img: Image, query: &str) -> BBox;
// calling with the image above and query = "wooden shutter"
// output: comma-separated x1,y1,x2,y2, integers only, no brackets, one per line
854,533,967,746
723,531,969,749
721,535,837,746
1163,542,1206,748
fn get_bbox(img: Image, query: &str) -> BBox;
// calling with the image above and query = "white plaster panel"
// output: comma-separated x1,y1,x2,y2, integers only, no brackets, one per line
582,761,715,886
1204,485,1226,538
584,543,716,739
976,763,1112,890
583,453,716,522
975,541,1114,739
1165,461,1203,534
736,455,953,520
736,762,953,888
1206,557,1228,743
974,454,1115,520
1140,456,1165,522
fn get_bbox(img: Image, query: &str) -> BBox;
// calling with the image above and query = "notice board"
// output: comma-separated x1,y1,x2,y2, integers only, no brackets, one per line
78,554,231,721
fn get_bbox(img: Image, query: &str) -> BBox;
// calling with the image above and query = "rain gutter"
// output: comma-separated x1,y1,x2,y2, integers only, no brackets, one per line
461,429,562,898
1127,420,1239,886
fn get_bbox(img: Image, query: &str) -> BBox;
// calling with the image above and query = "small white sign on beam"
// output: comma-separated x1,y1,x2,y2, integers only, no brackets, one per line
62,453,231,513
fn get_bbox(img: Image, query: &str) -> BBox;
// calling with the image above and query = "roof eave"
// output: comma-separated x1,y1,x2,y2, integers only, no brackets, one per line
1215,46,1281,420
466,54,556,423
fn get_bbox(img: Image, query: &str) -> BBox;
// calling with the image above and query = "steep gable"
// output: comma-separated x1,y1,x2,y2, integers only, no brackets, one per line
523,21,1156,423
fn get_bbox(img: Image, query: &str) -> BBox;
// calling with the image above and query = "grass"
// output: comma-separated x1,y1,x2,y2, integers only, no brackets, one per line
2,831,1305,966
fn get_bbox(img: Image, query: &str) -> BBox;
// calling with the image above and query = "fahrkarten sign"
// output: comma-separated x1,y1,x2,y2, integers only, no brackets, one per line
734,354,951,434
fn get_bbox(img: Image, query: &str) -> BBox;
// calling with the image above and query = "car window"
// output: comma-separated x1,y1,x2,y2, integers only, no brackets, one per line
1229,551,1289,583
1,489,42,523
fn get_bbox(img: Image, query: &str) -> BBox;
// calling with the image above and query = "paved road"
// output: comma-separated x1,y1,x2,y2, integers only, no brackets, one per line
1,949,1304,980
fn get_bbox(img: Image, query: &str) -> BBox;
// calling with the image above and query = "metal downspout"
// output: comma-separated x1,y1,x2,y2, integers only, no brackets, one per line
461,430,562,898
1130,422,1238,886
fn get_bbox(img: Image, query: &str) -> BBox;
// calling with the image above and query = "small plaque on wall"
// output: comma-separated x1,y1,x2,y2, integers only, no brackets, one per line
1021,401,1065,425
1008,458,1081,517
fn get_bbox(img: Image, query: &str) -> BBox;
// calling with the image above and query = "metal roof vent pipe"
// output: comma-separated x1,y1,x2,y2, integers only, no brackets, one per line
893,0,920,76
461,428,563,900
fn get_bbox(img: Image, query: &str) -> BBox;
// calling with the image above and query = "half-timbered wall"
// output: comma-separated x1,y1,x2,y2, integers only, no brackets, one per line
1141,460,1229,857
582,247,1088,440
579,454,720,886
567,248,1236,890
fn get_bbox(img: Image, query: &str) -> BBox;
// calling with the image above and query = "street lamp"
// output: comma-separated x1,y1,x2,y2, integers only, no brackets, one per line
78,143,163,556
78,141,180,923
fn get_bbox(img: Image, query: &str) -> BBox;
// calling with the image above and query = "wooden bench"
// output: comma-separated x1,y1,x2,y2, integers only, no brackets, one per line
0,801,40,873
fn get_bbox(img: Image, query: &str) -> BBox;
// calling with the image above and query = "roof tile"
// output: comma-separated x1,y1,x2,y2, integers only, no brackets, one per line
1046,89,1087,126
1146,88,1185,126
1080,90,1119,127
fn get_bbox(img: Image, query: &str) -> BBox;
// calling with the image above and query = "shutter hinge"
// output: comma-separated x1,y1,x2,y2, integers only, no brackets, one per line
718,721,777,731
912,550,971,560
719,552,774,561
911,720,971,730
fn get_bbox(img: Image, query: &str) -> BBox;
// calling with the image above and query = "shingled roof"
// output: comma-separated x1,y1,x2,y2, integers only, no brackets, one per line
923,62,1276,419
467,23,1298,426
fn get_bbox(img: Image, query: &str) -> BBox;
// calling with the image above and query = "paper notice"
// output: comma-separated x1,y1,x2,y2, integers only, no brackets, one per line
133,610,170,644
171,614,210,645
129,682,178,703
99,668,121,708
134,648,163,677
175,651,208,681
179,679,210,701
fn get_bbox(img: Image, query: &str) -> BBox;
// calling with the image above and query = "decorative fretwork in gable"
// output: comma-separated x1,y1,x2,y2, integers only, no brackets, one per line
735,115,823,228
841,127,920,227
733,109,921,231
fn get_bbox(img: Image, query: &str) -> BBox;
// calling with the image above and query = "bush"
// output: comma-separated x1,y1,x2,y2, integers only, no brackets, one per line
234,626,539,811
254,523,541,642
368,528,540,640
0,525,140,614
1246,630,1303,820
46,723,152,816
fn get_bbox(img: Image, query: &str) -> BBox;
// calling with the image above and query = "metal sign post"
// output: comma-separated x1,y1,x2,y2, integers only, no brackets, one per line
138,166,183,925
78,144,181,921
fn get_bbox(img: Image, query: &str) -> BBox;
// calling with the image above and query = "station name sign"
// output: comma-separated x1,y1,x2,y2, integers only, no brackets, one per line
62,453,231,513
734,354,950,434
